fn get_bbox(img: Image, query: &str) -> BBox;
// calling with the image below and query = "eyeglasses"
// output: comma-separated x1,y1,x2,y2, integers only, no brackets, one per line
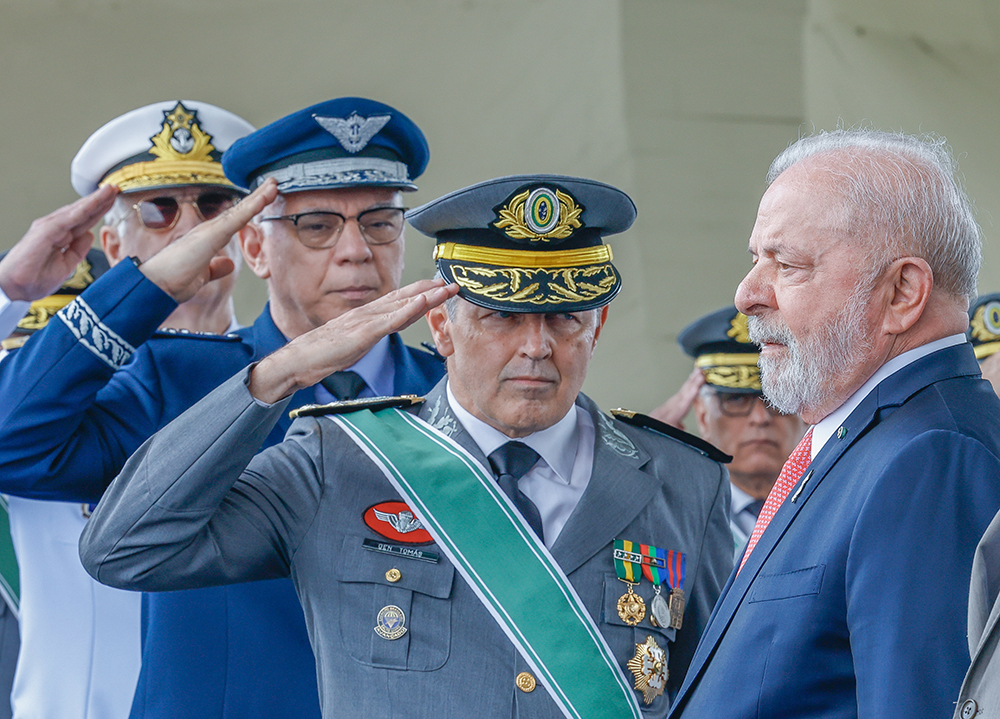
258,207,407,249
712,391,787,418
126,192,238,230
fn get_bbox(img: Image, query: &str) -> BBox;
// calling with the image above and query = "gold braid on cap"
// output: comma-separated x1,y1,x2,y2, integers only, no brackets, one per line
695,353,761,390
433,242,611,268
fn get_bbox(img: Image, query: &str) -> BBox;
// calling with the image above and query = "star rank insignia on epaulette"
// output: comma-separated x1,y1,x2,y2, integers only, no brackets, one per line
610,409,732,463
289,395,425,420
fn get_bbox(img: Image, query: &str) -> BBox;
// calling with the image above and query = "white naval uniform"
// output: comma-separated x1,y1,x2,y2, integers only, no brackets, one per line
7,499,140,719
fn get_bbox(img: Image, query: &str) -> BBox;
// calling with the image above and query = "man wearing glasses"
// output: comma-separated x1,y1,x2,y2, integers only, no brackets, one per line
0,98,444,719
651,306,805,555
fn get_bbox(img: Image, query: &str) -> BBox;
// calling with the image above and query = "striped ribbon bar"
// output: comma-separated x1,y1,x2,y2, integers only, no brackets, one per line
333,408,642,719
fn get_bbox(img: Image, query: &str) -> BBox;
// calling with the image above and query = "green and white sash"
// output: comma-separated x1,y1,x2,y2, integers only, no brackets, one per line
334,408,642,719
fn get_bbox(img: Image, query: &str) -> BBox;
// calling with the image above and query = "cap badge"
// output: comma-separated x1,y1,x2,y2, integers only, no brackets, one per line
63,258,95,291
494,186,583,242
971,300,1000,342
314,112,391,154
727,312,751,344
150,102,216,163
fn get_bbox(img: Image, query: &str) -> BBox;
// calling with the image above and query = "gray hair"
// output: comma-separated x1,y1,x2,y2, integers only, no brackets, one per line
768,128,981,304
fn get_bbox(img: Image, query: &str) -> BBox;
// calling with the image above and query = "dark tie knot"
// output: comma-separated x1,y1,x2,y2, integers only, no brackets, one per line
320,370,366,401
746,499,765,519
488,441,541,481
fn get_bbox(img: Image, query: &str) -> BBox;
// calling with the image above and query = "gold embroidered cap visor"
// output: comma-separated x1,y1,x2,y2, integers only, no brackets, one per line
408,175,635,313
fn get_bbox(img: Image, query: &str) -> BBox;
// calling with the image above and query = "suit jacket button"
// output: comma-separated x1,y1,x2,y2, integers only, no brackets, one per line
516,672,536,693
385,568,402,583
961,699,979,719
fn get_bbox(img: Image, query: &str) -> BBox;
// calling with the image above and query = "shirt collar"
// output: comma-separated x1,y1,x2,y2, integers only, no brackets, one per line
810,333,967,459
729,482,756,516
445,381,579,485
348,335,394,398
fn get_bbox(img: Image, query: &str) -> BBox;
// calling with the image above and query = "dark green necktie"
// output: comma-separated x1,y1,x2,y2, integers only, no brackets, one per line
488,441,544,542
320,370,366,401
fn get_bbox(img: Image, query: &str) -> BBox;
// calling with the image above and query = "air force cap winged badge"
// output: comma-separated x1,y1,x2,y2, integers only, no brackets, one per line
314,112,391,154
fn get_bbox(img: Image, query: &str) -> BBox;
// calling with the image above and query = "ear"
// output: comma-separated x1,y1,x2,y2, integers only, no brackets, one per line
426,304,455,357
99,225,125,267
592,305,610,345
881,257,933,335
239,222,271,280
693,393,712,439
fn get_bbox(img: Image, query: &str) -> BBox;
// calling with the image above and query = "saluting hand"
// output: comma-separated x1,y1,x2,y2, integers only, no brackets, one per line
648,367,705,430
139,178,279,304
249,279,460,404
0,184,119,302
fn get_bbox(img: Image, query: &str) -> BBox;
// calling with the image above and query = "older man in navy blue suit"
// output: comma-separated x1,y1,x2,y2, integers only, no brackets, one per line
669,129,1000,719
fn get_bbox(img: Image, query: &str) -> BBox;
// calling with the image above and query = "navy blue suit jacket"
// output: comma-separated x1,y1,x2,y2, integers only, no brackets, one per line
669,343,1000,719
0,261,445,719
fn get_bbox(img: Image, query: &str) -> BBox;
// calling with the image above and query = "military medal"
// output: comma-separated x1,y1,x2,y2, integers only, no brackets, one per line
637,544,670,628
614,540,646,625
627,635,667,705
665,549,687,630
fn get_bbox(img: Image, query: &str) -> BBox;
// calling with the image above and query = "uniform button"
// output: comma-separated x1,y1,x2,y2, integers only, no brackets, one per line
516,672,536,693
961,700,978,719
385,568,401,583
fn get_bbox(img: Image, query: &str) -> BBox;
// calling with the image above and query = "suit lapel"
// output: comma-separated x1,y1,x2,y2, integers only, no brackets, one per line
550,397,657,575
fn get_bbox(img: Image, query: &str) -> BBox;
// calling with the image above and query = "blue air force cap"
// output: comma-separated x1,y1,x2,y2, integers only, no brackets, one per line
407,174,634,313
678,306,761,393
222,98,429,194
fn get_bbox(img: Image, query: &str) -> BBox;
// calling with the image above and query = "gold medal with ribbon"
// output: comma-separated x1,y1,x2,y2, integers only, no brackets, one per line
614,540,646,626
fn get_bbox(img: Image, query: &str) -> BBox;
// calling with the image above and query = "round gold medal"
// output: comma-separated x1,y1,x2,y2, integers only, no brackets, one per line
617,584,646,626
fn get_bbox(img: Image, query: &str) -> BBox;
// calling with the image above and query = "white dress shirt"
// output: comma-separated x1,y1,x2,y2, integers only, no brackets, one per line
810,334,967,460
446,382,594,547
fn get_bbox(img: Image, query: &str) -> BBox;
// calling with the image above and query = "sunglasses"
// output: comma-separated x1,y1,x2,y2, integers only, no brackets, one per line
126,192,238,230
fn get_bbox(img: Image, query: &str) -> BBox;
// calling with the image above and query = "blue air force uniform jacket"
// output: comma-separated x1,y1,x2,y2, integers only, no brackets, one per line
0,260,445,719
80,373,734,717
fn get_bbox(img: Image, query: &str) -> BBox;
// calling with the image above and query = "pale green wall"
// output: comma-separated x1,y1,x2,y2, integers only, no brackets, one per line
2,0,998,413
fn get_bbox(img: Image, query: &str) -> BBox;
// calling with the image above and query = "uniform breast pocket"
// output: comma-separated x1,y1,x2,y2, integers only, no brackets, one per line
748,564,826,603
335,535,455,671
600,573,675,715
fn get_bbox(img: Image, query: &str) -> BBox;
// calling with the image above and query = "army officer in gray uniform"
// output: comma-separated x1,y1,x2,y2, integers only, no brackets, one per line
81,175,734,718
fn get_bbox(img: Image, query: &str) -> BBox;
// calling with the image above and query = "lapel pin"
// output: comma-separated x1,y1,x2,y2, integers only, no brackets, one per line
836,426,847,439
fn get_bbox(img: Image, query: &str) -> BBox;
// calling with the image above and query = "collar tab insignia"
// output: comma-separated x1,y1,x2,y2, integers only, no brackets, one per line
314,112,391,154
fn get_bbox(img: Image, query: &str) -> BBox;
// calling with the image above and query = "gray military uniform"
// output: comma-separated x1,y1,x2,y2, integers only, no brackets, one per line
81,370,733,718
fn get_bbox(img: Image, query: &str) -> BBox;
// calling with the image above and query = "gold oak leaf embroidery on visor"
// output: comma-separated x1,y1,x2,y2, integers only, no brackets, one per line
449,264,617,305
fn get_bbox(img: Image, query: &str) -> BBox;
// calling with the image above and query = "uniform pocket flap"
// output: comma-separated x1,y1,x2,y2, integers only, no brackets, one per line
336,534,455,598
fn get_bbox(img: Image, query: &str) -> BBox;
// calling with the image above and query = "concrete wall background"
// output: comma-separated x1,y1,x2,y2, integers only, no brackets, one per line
1,0,998,414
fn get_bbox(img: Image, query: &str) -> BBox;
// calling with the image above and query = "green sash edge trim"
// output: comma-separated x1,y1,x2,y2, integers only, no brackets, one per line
0,495,20,616
332,408,642,719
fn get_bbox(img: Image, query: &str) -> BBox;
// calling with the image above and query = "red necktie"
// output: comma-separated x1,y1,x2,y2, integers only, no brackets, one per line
738,428,813,573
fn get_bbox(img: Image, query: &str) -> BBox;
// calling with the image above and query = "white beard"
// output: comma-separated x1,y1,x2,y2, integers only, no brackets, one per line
747,287,873,416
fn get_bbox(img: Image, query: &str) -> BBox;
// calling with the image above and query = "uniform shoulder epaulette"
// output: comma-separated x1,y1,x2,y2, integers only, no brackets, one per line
290,394,425,419
610,408,732,463
152,329,243,342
